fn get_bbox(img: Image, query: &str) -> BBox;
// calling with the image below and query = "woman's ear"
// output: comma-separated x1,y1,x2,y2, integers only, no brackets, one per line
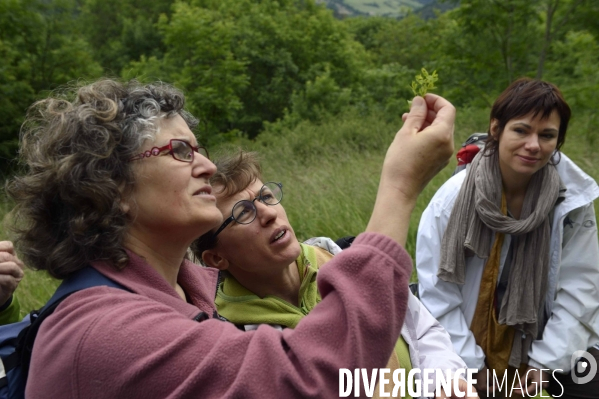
118,183,131,214
490,119,500,140
119,197,130,214
202,250,230,271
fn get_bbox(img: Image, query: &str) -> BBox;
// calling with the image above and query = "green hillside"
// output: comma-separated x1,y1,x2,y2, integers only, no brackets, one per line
319,0,452,18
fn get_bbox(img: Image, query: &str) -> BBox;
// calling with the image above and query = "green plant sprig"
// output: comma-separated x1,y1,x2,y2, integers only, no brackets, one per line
407,68,438,105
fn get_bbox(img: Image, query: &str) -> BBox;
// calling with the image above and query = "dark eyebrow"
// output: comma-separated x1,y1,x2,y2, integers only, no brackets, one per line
537,126,559,134
512,122,558,134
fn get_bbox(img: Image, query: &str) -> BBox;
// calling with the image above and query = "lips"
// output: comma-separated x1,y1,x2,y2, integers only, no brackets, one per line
517,155,540,164
193,185,213,196
270,227,288,243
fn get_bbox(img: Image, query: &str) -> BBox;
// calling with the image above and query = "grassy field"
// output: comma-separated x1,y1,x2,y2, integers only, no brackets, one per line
4,106,599,317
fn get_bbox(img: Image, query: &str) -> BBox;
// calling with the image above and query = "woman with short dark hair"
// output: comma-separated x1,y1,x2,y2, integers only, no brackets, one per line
8,78,456,398
416,78,599,398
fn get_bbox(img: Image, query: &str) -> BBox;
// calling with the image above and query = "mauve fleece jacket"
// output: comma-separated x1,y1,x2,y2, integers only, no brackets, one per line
26,233,412,398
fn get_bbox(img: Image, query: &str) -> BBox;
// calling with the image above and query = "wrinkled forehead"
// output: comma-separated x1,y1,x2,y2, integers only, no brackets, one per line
213,179,265,213
155,114,196,142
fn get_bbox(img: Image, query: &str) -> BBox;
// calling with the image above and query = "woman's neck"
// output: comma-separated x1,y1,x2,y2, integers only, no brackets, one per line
502,177,531,220
123,231,189,298
230,261,301,307
498,159,534,220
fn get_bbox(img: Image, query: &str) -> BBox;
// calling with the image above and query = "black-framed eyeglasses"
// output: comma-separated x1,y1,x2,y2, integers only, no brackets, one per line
129,139,209,163
213,182,283,238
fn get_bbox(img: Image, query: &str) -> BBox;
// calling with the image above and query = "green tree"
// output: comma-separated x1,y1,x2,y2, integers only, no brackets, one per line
30,0,102,91
546,30,599,108
427,1,541,106
344,13,440,71
125,2,249,143
455,0,540,83
0,0,38,171
218,0,367,136
78,0,173,74
129,0,367,141
288,67,352,123
536,0,590,79
0,0,101,174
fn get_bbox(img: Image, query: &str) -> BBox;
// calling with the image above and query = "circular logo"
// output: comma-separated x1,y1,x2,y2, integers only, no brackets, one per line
571,350,598,385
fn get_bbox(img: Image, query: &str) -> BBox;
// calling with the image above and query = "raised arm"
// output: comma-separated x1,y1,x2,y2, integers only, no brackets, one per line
368,94,454,247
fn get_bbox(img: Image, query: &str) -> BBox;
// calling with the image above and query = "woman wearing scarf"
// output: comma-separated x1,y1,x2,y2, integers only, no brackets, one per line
416,78,599,399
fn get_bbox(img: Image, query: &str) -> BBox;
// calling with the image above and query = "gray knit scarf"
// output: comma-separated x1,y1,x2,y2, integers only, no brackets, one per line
438,150,564,367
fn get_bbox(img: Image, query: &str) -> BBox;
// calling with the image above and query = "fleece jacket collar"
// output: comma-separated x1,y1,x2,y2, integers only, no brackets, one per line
91,249,219,320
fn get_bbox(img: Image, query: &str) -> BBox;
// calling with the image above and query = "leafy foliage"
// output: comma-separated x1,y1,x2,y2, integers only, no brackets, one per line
0,0,598,168
410,68,438,98
0,0,102,175
127,0,368,143
78,0,172,74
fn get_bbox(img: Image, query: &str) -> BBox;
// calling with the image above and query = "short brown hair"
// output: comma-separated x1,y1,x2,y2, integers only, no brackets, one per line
485,78,571,161
190,150,262,260
7,79,196,279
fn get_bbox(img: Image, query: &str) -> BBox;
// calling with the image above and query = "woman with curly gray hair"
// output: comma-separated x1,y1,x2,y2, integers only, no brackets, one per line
8,78,456,398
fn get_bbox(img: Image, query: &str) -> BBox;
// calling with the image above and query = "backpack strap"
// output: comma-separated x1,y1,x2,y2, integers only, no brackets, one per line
334,236,355,250
16,267,129,381
215,270,224,300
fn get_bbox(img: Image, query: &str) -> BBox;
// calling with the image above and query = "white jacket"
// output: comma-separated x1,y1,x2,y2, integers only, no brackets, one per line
305,237,468,397
416,153,599,372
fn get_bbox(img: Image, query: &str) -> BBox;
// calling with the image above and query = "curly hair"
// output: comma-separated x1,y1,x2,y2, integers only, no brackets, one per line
190,150,262,262
6,79,198,279
484,78,571,163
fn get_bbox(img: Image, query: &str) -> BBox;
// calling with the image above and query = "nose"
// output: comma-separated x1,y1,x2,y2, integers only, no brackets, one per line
254,200,277,226
192,151,217,179
524,134,540,153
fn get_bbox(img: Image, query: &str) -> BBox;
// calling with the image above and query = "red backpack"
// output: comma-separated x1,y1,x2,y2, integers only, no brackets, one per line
453,133,488,175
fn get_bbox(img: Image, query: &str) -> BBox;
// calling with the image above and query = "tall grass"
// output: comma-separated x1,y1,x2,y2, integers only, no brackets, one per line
248,106,487,251
0,197,60,316
4,106,599,316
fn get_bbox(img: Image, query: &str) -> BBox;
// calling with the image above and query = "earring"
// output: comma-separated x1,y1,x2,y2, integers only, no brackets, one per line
550,149,561,165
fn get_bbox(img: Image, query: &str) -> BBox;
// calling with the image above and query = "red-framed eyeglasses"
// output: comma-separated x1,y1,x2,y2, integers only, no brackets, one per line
129,139,209,163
